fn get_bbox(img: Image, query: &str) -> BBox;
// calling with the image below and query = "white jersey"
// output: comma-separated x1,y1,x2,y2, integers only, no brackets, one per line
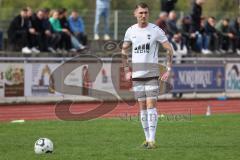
124,23,168,78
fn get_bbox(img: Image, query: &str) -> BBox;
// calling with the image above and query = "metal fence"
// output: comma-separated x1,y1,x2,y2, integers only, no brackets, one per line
0,8,238,40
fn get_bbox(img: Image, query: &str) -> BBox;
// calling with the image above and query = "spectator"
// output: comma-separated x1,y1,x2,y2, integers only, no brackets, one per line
27,7,33,19
171,33,188,58
49,10,72,52
58,8,71,32
28,10,46,53
58,8,85,51
161,0,178,14
171,33,187,98
26,7,41,53
216,18,235,54
68,9,88,46
58,8,75,52
196,17,208,53
94,0,111,40
190,16,206,53
31,9,60,53
7,8,32,53
166,11,179,39
179,16,193,51
204,17,220,54
42,8,61,53
190,0,205,33
229,17,240,55
155,12,168,33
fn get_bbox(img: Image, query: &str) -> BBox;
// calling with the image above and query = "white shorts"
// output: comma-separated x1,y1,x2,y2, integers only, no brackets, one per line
132,77,159,101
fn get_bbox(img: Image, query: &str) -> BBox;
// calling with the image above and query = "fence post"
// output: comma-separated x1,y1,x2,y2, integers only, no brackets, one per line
239,0,240,15
0,30,3,50
223,59,227,97
114,10,119,40
194,57,197,98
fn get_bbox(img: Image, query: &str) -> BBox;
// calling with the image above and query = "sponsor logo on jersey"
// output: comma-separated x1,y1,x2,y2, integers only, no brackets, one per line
134,43,150,54
147,34,151,40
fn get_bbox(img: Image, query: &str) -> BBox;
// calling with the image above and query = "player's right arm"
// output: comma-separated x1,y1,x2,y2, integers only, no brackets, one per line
122,41,131,70
122,27,132,80
121,41,132,80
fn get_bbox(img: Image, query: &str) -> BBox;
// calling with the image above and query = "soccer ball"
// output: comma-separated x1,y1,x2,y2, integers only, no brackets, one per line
34,138,53,154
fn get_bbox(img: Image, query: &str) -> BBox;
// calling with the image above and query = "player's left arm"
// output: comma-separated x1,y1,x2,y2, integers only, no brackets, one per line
161,41,173,81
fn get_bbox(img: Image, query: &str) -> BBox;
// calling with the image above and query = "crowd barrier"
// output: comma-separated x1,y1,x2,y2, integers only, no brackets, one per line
0,57,239,102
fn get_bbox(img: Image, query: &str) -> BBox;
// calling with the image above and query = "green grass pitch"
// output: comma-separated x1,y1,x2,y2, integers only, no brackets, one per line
0,114,240,160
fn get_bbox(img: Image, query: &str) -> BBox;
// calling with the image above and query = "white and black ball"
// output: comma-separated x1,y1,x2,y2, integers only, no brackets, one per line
34,138,53,154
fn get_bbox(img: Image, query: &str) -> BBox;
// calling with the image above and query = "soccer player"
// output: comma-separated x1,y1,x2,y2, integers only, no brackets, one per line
122,2,173,149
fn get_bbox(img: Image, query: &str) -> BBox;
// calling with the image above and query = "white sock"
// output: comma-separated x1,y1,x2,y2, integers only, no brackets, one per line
140,110,149,141
147,108,158,142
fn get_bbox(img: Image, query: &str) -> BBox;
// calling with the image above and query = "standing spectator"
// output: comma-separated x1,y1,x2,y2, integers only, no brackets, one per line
7,8,32,53
216,18,235,54
68,10,88,46
161,0,178,14
49,10,71,52
190,0,208,53
94,0,111,40
190,0,205,33
155,12,168,33
229,17,240,55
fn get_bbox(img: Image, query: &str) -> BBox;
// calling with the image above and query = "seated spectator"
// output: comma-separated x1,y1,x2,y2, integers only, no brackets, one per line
58,8,85,51
166,11,179,39
68,9,88,46
203,16,219,54
229,17,240,55
27,9,44,54
27,7,33,19
58,8,71,32
190,17,207,53
49,10,72,53
26,7,41,53
171,33,188,58
155,12,168,33
200,17,209,54
42,8,61,53
31,9,61,53
179,15,193,51
216,18,235,54
7,8,33,54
